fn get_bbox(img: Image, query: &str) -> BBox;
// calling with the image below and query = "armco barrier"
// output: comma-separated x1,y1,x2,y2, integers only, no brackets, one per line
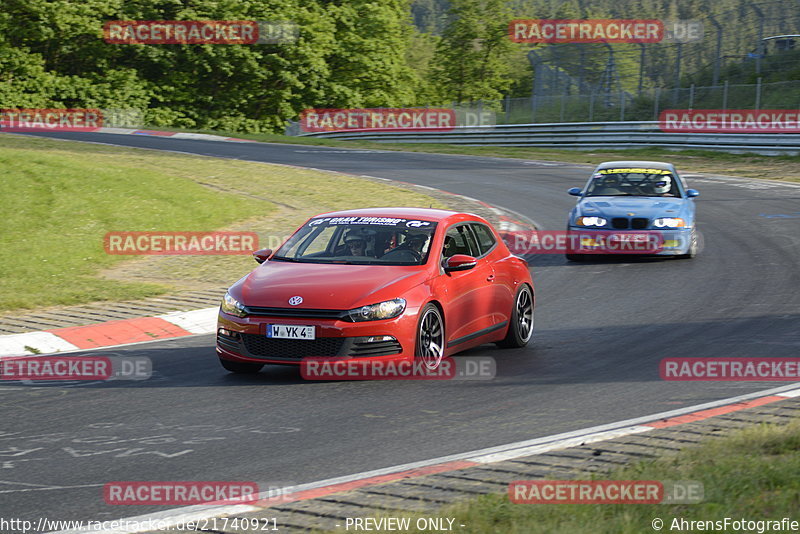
297,121,800,156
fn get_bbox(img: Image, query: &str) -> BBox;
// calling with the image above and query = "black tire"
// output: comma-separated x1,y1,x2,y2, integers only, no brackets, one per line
219,357,263,374
675,230,698,260
497,284,534,348
415,304,445,371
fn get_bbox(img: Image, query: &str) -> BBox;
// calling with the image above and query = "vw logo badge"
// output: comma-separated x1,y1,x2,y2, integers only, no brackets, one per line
288,296,303,306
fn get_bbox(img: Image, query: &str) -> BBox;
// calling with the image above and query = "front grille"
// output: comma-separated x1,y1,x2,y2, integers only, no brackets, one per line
348,340,402,357
631,218,649,229
244,307,348,320
611,218,629,229
241,333,345,359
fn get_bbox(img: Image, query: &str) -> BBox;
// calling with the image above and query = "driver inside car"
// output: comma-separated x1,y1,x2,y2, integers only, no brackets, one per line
344,232,370,257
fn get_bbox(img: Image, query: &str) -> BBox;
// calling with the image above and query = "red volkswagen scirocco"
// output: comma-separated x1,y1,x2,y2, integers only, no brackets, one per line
216,208,534,374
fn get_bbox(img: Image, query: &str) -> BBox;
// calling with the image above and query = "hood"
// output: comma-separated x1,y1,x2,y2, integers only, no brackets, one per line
577,197,686,219
235,261,428,310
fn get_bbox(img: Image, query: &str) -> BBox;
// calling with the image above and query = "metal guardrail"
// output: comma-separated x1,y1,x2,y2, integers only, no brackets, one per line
298,121,800,156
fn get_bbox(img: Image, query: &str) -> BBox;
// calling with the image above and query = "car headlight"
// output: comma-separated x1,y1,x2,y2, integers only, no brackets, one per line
347,298,406,322
576,216,607,227
653,217,686,228
220,292,247,318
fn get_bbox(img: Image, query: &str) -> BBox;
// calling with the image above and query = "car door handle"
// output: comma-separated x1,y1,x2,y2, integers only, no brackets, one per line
486,274,495,282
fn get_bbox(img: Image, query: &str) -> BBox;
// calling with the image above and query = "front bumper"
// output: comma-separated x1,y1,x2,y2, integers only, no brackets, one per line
566,227,693,255
216,309,417,365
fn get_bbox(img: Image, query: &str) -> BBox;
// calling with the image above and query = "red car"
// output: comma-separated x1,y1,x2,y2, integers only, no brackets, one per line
216,208,534,374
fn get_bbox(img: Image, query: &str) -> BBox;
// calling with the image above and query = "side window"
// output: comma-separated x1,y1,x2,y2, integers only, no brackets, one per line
470,224,497,256
442,225,478,259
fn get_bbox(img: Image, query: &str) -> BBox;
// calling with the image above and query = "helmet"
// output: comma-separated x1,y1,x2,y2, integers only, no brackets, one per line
344,231,366,245
602,174,620,187
653,176,672,194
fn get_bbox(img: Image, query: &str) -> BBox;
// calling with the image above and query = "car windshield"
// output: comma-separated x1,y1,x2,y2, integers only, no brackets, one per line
272,216,437,265
585,168,681,198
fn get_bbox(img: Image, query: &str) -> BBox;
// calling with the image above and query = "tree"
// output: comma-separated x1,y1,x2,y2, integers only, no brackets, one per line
429,0,516,103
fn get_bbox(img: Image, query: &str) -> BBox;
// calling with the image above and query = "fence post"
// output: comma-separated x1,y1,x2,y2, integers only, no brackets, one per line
560,88,566,122
619,90,625,121
589,91,595,122
755,77,762,110
689,84,695,109
723,80,729,110
653,87,661,121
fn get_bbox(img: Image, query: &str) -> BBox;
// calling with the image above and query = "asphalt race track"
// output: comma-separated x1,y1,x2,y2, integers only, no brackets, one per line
5,131,800,524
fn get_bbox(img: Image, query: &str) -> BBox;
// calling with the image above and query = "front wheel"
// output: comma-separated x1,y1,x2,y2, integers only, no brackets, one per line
415,304,445,371
497,284,534,348
219,357,263,374
676,230,698,259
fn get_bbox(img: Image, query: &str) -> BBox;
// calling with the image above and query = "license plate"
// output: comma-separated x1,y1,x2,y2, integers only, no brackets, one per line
611,233,649,242
267,325,315,340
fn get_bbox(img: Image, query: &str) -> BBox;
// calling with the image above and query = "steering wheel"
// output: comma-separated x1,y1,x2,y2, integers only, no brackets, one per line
381,247,420,262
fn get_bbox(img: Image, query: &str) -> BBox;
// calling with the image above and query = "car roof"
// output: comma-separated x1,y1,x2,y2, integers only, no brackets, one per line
314,207,465,222
595,161,675,171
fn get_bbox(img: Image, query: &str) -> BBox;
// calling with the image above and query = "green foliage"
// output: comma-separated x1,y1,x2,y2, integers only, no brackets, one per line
429,0,516,103
0,0,418,132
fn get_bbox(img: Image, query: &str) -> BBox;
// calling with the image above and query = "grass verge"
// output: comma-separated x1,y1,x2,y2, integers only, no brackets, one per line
319,420,800,533
0,134,444,312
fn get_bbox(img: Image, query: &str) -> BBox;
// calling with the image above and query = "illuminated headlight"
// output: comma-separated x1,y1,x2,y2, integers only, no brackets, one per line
347,298,406,322
654,217,685,228
576,216,607,227
220,292,247,318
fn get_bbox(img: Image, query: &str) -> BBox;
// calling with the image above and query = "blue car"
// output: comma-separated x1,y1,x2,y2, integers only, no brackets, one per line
566,161,699,260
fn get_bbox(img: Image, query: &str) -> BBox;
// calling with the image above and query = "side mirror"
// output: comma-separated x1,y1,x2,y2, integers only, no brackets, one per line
253,248,273,264
686,189,699,198
568,187,582,196
444,254,477,273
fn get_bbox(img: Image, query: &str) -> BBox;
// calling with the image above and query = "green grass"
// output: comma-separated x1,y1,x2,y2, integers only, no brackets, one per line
340,420,800,534
0,134,444,312
155,127,800,183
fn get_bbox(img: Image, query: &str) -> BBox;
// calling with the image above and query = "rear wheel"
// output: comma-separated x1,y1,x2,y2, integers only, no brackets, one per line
497,284,534,348
415,304,445,371
219,357,263,374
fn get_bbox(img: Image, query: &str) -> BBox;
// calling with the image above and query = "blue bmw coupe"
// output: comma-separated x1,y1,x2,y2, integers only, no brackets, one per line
566,161,700,261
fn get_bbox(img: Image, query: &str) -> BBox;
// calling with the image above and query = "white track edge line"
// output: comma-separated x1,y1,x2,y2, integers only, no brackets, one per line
50,382,800,533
